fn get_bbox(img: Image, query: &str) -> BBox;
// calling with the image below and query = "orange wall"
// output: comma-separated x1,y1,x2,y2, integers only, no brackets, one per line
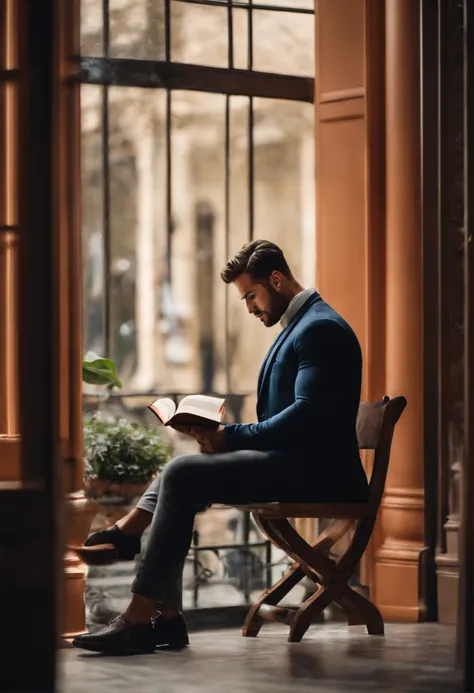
315,0,385,405
315,0,386,589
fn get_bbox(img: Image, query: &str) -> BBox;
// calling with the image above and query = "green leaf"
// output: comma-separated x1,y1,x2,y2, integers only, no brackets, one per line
83,411,170,484
82,356,122,389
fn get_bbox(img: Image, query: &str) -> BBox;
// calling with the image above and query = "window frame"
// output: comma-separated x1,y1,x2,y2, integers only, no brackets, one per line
80,0,315,387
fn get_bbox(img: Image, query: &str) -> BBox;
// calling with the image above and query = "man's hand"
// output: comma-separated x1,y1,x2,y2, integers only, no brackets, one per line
172,424,227,454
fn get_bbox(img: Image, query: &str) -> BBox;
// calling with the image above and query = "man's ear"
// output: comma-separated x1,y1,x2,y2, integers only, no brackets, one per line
269,271,282,291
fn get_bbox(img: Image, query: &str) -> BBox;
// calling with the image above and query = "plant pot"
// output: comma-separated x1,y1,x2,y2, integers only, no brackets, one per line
85,476,158,533
85,477,153,501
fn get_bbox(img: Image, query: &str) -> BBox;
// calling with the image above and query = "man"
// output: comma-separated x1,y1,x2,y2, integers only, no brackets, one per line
73,239,369,654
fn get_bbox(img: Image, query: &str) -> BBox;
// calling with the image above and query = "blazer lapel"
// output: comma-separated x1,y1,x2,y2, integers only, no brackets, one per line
257,293,321,399
257,333,279,394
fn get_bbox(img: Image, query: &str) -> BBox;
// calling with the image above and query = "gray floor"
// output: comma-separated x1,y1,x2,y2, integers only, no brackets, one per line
60,622,462,693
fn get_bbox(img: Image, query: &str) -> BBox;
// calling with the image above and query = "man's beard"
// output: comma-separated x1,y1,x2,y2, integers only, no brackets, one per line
262,283,291,327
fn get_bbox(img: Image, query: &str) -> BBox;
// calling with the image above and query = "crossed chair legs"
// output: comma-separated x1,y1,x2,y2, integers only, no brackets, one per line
242,515,384,642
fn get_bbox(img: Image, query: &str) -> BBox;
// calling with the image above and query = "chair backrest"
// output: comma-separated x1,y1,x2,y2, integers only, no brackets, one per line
356,395,407,511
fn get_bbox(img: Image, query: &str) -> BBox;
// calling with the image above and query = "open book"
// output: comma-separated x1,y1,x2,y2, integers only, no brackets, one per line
148,394,226,429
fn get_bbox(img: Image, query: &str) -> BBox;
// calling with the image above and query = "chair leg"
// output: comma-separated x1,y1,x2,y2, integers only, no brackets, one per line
337,585,384,635
334,595,367,626
288,584,337,642
242,563,305,638
242,604,264,638
244,513,383,641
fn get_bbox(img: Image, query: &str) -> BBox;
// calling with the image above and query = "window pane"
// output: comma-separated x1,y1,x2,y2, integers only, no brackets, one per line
252,9,314,76
167,91,227,394
81,0,103,56
227,96,254,398
82,85,105,357
171,3,228,68
232,8,248,70
109,0,166,60
227,96,315,412
228,96,250,251
254,96,315,281
105,87,167,388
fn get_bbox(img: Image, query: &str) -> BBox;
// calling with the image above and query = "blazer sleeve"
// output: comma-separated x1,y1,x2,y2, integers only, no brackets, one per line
224,322,346,452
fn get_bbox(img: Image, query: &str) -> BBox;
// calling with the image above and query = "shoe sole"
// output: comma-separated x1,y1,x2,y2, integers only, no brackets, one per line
72,639,189,654
68,543,138,566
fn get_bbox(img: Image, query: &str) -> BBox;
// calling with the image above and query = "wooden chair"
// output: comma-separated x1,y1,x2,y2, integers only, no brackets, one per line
235,395,407,642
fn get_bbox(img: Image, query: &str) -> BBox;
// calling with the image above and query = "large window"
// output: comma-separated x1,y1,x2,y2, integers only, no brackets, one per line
81,0,314,614
81,0,315,415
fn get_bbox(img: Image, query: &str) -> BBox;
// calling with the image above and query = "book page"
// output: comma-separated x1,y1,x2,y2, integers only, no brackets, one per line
177,394,225,420
148,397,176,425
171,412,221,428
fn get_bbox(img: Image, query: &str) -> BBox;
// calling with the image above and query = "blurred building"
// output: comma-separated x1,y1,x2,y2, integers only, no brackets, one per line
81,0,315,417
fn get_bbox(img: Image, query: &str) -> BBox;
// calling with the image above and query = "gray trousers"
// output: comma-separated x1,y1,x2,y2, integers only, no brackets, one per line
132,449,321,610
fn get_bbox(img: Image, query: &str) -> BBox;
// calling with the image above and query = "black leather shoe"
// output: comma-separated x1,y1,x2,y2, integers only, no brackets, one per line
72,613,189,654
69,525,141,565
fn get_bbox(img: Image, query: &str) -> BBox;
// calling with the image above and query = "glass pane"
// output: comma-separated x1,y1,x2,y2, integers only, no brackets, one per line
227,96,315,411
82,85,105,357
109,0,166,60
254,96,315,279
105,87,167,389
167,91,227,394
232,8,248,70
226,96,255,399
81,0,103,56
252,9,314,76
171,2,228,68
224,96,315,423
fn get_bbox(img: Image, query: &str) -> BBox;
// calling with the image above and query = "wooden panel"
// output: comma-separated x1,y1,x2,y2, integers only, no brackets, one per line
319,96,365,122
320,87,365,103
317,115,367,349
0,0,20,485
317,0,365,94
460,1,474,684
315,0,385,401
420,0,440,624
0,434,20,481
1,1,59,690
427,0,466,627
315,0,385,595
365,0,386,404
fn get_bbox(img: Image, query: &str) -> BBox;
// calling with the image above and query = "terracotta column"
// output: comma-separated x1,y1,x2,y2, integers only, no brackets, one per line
373,0,425,621
55,0,97,639
0,0,20,483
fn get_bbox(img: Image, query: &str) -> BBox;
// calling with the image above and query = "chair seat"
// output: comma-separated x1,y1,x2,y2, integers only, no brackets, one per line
235,502,371,519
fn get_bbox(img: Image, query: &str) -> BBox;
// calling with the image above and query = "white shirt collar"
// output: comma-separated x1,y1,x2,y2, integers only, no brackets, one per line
280,287,318,329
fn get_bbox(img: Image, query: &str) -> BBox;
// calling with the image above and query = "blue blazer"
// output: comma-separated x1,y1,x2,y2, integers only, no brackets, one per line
224,293,369,496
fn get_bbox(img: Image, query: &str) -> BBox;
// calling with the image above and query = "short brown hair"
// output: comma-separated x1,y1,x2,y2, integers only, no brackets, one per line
220,240,292,284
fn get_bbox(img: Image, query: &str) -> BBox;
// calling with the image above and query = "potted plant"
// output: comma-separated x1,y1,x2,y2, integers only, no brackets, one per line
83,412,170,501
82,352,170,501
